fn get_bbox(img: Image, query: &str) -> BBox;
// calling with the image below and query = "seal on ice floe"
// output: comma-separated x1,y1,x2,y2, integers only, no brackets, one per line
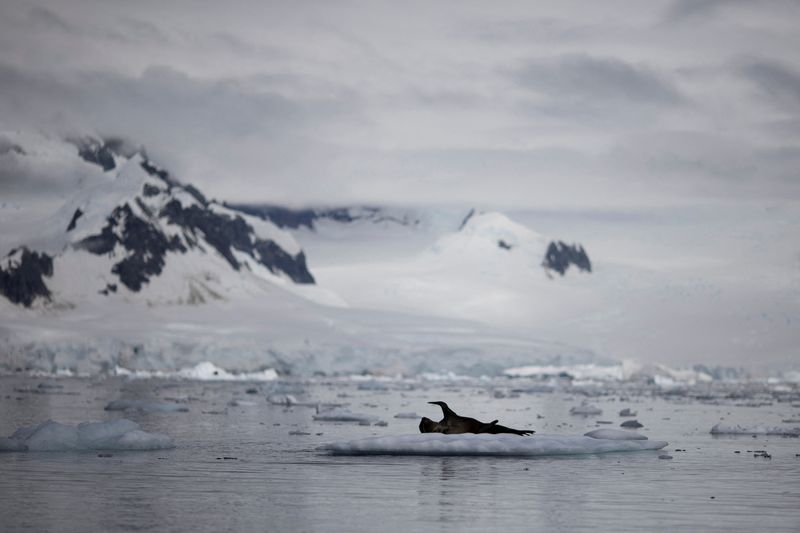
419,401,534,436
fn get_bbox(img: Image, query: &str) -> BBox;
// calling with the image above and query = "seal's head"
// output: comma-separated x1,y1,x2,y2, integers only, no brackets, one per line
419,417,439,433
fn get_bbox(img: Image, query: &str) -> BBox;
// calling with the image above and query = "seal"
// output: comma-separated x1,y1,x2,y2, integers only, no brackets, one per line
419,401,534,436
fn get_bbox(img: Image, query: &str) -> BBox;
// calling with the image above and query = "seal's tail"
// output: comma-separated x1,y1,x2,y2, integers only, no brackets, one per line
482,423,535,436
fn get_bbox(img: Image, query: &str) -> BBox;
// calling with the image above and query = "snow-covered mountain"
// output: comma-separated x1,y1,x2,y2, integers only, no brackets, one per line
0,132,602,377
0,135,319,309
2,133,796,379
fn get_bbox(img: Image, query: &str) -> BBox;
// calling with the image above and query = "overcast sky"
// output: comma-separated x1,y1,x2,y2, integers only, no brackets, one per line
0,0,799,208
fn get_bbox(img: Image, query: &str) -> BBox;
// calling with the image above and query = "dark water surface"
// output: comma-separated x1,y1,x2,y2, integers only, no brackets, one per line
1,375,799,532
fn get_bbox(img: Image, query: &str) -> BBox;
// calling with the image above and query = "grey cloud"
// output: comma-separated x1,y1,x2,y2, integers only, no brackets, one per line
662,0,746,23
27,6,74,33
511,55,684,107
0,60,366,203
740,59,800,111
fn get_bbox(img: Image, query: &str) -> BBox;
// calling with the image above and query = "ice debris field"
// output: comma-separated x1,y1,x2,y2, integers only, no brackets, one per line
322,431,667,456
0,419,174,452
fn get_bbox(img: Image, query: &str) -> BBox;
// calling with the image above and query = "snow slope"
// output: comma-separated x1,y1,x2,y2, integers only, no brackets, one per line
299,210,595,329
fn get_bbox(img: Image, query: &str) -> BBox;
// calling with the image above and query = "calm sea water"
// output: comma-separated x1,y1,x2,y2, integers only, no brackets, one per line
1,375,798,532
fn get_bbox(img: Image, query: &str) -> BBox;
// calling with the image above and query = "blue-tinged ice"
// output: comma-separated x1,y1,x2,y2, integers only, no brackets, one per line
321,433,668,456
0,419,175,452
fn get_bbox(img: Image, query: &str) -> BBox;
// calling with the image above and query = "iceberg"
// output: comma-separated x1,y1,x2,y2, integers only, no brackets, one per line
710,423,800,436
321,433,667,456
1,419,174,452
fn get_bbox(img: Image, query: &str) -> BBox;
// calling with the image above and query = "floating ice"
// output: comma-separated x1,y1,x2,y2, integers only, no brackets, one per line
393,412,420,419
619,408,637,417
321,433,668,456
584,429,648,440
710,423,800,436
357,381,389,391
0,437,28,452
1,419,174,452
105,399,189,413
313,407,382,425
570,403,602,415
267,394,298,405
621,420,644,428
114,362,278,381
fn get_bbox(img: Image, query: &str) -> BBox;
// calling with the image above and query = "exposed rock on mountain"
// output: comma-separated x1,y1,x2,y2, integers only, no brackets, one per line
543,241,592,276
0,135,316,307
0,248,54,307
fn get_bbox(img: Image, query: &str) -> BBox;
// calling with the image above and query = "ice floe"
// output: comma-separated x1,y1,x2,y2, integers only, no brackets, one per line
321,433,667,456
620,420,644,428
570,403,602,415
267,394,299,405
393,412,420,419
710,423,800,436
584,429,648,440
313,407,383,425
0,419,174,452
105,399,189,413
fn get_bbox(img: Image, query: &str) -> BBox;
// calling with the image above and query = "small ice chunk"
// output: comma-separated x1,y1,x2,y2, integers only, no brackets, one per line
322,433,668,456
357,381,388,391
619,408,637,417
620,420,644,428
393,412,420,419
228,399,258,407
659,454,673,460
570,403,602,416
313,407,382,425
710,423,800,436
584,429,648,440
267,394,298,406
105,400,189,413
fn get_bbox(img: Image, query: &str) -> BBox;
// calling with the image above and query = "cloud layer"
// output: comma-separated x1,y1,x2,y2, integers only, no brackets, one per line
0,0,799,208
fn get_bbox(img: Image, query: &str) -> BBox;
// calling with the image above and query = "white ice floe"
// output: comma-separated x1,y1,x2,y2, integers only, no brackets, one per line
570,403,602,415
584,429,648,440
710,423,800,436
267,394,299,405
313,407,383,425
321,433,668,456
105,399,189,413
393,412,420,419
0,419,174,452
